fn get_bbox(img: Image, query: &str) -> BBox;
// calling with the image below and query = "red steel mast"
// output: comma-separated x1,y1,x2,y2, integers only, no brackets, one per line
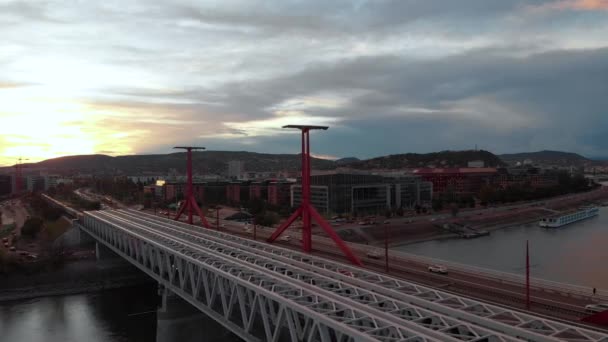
267,125,362,266
173,146,210,228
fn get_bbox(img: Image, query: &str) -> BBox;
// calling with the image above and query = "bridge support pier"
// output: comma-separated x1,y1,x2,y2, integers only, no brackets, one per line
95,241,119,260
156,285,208,342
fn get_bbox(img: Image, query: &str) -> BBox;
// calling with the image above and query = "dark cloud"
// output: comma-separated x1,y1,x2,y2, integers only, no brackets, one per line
1,0,608,164
193,45,608,157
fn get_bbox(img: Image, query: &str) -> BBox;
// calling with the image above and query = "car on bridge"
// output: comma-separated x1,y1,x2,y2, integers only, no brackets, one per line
585,303,608,314
428,264,448,274
366,251,381,259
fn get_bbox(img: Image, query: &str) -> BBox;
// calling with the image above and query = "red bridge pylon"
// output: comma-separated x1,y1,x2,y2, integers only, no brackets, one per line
267,125,362,266
173,146,210,228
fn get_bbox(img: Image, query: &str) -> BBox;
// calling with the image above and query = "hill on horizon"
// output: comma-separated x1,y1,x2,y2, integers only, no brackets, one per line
347,150,505,169
499,150,595,166
21,151,337,175
7,149,569,175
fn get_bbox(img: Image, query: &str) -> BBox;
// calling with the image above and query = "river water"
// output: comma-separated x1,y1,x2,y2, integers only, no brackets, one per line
398,206,608,289
0,285,240,342
2,206,607,341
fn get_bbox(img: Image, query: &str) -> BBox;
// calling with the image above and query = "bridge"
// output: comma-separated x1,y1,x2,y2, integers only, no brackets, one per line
73,209,608,342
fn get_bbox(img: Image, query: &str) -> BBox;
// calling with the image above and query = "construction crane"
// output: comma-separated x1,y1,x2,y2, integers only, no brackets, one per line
14,157,29,194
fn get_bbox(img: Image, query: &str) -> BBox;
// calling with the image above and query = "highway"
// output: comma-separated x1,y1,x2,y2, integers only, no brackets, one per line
82,209,608,341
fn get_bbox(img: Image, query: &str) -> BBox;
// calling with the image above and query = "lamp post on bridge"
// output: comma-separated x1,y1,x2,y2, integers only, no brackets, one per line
526,240,530,310
173,146,211,228
215,205,221,230
267,125,362,266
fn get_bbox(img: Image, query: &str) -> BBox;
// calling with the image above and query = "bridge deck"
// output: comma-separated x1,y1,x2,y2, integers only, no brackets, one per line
78,209,608,342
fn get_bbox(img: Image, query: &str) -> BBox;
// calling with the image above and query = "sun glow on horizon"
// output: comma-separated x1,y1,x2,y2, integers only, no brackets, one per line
0,88,136,167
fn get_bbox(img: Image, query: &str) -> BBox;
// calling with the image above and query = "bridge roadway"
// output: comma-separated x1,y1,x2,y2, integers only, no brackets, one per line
206,215,606,323
78,209,608,342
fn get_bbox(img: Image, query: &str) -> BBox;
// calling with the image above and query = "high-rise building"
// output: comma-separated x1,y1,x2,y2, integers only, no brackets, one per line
228,161,244,180
26,175,46,192
290,173,430,215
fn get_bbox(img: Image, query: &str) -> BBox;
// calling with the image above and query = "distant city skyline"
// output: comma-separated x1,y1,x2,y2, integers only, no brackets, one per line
1,0,608,166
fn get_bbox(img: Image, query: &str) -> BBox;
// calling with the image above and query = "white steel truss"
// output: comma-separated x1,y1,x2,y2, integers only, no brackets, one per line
78,210,608,342
95,210,519,342
120,209,608,342
80,213,444,342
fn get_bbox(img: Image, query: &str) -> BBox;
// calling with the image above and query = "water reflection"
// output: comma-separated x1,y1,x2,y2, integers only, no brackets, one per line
0,286,157,342
399,207,608,288
0,285,244,342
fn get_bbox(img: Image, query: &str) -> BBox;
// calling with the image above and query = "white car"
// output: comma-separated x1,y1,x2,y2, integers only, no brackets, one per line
366,251,381,259
585,303,608,314
428,265,448,274
278,235,291,242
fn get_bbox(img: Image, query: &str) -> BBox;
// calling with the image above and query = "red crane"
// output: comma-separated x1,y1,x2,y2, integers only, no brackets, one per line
267,125,362,266
173,147,210,228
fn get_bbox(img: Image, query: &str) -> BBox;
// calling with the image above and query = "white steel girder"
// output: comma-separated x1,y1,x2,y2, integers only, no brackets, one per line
95,210,517,342
117,209,608,342
79,213,441,342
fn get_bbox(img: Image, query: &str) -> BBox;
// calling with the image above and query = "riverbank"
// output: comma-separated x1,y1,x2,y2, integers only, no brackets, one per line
345,186,608,247
0,258,153,303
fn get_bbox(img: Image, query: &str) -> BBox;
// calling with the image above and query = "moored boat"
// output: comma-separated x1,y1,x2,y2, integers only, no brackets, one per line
539,206,599,228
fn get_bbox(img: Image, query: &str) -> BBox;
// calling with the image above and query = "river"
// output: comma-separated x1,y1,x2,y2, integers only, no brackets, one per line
0,285,240,342
398,206,608,288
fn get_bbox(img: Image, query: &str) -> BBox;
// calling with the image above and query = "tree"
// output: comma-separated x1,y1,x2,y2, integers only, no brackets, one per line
256,211,279,227
478,185,495,206
22,217,44,238
450,202,459,217
384,209,392,219
395,207,404,217
432,198,444,212
42,207,63,221
248,198,267,216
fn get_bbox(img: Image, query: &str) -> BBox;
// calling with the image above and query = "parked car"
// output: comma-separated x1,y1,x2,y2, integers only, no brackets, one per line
585,303,608,314
428,264,448,274
9,246,16,252
383,220,390,224
278,235,291,242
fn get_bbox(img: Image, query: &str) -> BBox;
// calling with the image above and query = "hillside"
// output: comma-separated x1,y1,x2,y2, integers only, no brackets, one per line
499,150,592,166
25,151,337,175
347,150,505,169
16,149,518,175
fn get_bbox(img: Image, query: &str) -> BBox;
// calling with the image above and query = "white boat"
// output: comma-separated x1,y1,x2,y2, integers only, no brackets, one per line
539,206,599,228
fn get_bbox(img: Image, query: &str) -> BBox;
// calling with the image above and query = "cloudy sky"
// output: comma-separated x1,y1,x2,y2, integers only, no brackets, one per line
1,0,608,166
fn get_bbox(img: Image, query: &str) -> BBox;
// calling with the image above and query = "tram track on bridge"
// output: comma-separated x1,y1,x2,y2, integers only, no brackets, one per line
102,209,608,342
